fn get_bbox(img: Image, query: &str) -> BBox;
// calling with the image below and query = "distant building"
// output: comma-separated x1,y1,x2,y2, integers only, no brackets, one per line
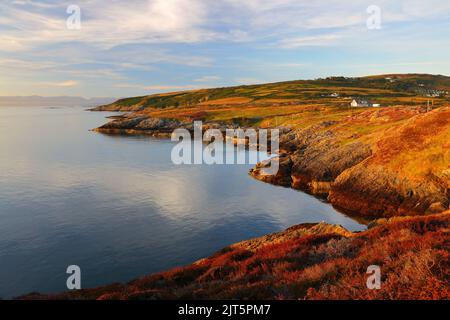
351,99,369,107
416,88,448,98
350,99,380,108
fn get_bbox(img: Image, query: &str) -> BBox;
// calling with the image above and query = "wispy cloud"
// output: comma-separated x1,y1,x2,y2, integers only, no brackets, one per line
115,83,201,92
54,80,79,87
0,57,60,70
235,78,264,85
36,80,80,87
194,75,221,82
0,0,212,51
279,34,343,48
3,0,450,52
0,0,449,97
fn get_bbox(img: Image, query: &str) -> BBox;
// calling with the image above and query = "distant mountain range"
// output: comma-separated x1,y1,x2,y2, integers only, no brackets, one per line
0,96,117,107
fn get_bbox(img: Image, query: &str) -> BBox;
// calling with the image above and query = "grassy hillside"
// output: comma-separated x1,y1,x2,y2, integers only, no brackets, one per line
94,74,450,113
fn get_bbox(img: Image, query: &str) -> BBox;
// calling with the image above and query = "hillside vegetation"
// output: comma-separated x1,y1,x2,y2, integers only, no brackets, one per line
93,74,450,116
22,212,450,300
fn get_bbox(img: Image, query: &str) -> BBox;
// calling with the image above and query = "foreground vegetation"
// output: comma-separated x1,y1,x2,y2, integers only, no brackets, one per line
22,212,449,300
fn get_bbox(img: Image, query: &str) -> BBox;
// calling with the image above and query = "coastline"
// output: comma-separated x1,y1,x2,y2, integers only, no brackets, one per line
92,106,450,219
22,86,450,299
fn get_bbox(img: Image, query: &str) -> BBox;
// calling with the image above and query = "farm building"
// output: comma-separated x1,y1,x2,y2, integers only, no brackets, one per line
350,99,380,108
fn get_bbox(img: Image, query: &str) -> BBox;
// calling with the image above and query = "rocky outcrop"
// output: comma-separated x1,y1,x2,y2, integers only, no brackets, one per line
90,103,146,112
290,140,372,189
329,165,449,217
251,108,450,218
250,122,372,191
93,116,187,137
229,222,354,252
329,108,450,217
249,154,293,187
251,125,373,193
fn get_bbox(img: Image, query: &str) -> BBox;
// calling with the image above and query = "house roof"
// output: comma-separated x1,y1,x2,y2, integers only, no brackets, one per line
352,99,376,105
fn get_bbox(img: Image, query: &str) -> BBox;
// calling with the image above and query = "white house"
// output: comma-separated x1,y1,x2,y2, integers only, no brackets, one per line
350,99,380,108
351,99,369,107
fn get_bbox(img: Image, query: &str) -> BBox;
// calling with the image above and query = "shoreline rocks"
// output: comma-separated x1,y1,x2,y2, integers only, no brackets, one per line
93,108,450,220
250,110,450,218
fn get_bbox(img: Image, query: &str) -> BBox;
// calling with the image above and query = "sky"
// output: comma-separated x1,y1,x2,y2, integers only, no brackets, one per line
0,0,449,98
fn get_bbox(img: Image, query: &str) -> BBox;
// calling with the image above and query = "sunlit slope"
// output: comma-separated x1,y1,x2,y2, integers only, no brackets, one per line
93,74,450,112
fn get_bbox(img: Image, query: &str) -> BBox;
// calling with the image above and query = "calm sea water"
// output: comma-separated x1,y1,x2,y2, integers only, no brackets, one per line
0,106,365,298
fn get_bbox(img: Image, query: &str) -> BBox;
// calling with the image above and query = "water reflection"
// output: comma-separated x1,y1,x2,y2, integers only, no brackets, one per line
0,106,365,298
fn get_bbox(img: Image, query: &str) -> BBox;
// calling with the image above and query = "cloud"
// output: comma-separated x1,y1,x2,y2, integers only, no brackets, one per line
274,63,308,68
56,80,78,87
194,75,221,82
218,0,450,46
115,83,201,91
1,0,449,96
0,0,212,51
2,0,450,52
279,34,343,48
235,78,264,85
0,57,60,70
36,80,80,87
0,36,29,51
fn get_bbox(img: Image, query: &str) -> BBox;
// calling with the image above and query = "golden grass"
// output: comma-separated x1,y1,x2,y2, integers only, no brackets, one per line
199,97,254,105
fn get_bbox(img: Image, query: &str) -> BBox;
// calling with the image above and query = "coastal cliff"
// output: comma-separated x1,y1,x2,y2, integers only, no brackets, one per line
251,107,450,218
